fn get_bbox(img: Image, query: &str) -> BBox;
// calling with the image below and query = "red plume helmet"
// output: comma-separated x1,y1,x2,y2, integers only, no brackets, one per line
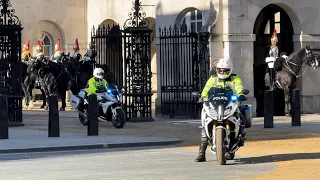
271,29,278,44
55,38,61,52
36,40,43,52
75,38,80,51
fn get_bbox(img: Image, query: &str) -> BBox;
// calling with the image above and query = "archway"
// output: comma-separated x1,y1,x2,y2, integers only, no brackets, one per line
253,4,294,117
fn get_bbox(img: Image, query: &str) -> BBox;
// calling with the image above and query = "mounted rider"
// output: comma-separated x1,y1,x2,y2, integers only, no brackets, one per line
21,40,32,62
72,38,82,60
195,58,247,162
35,40,45,61
82,40,96,63
50,38,63,63
265,30,281,90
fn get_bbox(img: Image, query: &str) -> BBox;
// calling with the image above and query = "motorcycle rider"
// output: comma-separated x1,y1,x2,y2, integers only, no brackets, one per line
195,58,247,162
86,67,108,96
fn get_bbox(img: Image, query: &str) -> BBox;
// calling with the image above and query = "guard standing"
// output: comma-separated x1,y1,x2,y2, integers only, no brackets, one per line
265,30,279,91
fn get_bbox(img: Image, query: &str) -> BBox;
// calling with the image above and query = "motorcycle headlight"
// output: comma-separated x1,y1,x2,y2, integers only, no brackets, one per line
224,107,232,116
209,107,217,117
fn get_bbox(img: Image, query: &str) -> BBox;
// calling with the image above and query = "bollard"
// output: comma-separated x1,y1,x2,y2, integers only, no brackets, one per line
291,88,301,126
87,94,98,136
48,95,60,137
0,95,8,139
264,90,274,128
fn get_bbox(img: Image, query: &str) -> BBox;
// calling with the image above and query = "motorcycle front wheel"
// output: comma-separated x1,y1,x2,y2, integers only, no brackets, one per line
216,128,227,165
112,108,126,129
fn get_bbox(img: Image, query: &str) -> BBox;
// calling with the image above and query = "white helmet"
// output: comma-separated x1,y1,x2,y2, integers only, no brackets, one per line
216,58,233,79
93,68,104,79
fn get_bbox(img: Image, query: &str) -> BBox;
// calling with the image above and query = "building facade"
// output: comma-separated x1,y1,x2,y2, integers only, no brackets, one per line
15,0,320,116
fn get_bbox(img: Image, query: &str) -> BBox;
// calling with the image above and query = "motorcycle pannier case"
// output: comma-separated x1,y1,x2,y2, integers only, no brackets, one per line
70,95,82,110
241,104,253,128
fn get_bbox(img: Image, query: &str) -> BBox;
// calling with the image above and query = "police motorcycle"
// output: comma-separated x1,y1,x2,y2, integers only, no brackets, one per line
192,87,252,165
70,84,126,129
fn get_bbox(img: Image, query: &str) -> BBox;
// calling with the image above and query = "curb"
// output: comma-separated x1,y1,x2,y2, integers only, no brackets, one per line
0,139,182,154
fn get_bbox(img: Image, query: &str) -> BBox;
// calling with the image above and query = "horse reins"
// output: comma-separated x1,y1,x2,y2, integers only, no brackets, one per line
283,60,309,78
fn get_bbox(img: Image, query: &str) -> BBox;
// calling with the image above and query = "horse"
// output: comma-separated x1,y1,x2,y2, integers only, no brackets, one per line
265,45,319,116
57,52,96,111
21,58,47,109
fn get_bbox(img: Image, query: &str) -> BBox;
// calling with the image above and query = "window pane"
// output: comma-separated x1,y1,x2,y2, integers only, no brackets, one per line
197,22,202,32
43,46,51,57
191,22,196,32
264,20,270,34
191,10,195,20
275,23,280,33
275,12,280,22
197,11,202,20
43,35,50,45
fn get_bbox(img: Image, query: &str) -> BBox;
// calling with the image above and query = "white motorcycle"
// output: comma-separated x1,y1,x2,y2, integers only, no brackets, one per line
70,84,126,129
192,88,252,165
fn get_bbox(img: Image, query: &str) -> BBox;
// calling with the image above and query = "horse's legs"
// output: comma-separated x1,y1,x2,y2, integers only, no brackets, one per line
284,87,291,117
27,86,33,110
42,86,50,110
59,88,66,111
21,83,28,108
40,89,46,109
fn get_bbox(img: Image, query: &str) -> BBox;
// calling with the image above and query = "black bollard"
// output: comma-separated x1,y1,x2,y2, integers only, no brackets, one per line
264,90,274,128
48,95,60,137
0,95,8,139
291,88,301,126
87,94,98,136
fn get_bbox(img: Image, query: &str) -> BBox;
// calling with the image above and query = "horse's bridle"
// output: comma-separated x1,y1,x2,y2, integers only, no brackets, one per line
283,49,317,78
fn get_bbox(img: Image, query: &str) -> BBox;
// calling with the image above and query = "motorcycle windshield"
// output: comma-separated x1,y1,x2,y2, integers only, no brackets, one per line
208,87,234,110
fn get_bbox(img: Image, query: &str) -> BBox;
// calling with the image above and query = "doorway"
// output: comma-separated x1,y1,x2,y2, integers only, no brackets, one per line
253,4,294,117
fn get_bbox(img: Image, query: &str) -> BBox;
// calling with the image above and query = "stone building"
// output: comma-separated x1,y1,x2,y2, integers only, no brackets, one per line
14,0,320,116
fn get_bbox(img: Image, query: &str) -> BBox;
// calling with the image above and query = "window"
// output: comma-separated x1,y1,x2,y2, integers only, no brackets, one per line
181,9,205,33
264,11,280,34
38,33,52,58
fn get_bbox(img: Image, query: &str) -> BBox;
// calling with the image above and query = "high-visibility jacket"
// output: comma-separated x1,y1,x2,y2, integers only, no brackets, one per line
201,74,244,98
86,77,108,95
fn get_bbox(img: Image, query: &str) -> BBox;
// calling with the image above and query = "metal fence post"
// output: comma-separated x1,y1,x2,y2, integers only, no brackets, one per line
0,95,9,139
264,90,274,128
88,94,98,136
291,88,301,126
48,95,60,137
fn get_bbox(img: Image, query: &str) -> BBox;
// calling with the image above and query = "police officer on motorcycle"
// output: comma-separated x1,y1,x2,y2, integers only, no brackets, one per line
86,68,108,95
195,58,247,162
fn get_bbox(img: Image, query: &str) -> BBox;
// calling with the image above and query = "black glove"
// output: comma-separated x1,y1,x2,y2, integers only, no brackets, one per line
238,95,247,101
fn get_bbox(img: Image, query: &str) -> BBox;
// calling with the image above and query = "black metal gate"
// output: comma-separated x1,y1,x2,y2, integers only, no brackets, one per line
0,0,23,126
91,0,153,121
158,26,210,118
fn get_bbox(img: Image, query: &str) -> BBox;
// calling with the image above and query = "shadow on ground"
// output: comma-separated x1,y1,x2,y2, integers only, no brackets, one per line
232,152,320,165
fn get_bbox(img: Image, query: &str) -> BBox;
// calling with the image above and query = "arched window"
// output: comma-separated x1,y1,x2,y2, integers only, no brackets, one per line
181,9,205,33
38,33,52,58
264,12,281,34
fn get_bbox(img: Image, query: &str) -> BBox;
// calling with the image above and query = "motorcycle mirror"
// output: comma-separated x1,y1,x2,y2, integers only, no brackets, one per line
191,91,200,97
241,89,250,95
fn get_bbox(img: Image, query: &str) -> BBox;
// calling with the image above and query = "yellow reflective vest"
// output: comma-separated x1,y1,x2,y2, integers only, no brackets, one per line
201,74,244,98
86,77,108,95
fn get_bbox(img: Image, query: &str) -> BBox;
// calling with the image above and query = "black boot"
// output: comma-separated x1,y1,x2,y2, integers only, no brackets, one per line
195,129,208,162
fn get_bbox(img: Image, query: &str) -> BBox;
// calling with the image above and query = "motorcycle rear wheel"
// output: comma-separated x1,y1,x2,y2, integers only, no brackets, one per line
79,109,89,125
216,128,227,165
112,108,126,129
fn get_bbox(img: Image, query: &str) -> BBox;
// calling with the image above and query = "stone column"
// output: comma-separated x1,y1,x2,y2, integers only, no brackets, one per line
222,33,257,117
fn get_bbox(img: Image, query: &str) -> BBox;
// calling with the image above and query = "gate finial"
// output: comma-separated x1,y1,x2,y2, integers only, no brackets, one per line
0,0,21,25
124,0,149,28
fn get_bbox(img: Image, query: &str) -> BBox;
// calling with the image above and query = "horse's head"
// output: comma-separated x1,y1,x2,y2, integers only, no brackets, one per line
304,45,319,69
61,52,70,65
27,58,42,74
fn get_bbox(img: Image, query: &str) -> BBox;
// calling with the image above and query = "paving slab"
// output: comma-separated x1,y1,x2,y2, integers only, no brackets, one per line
0,128,181,154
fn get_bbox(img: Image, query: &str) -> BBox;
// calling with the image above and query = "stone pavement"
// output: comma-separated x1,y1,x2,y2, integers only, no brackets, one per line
0,128,181,154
